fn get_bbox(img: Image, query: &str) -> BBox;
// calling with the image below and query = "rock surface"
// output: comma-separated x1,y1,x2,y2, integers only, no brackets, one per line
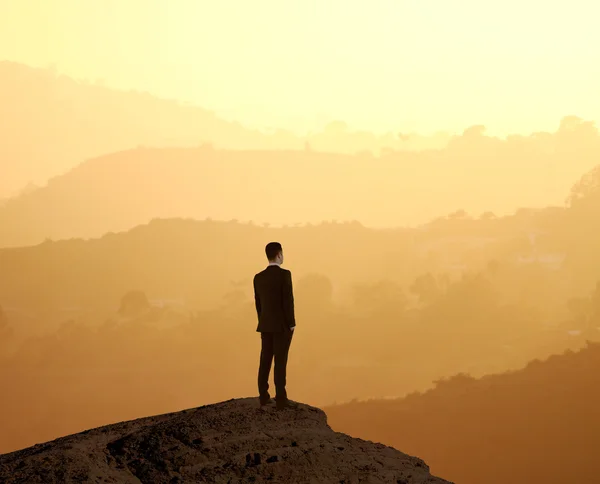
0,398,451,483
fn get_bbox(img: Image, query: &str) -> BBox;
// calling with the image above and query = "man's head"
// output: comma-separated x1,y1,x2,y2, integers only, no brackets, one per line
265,242,284,265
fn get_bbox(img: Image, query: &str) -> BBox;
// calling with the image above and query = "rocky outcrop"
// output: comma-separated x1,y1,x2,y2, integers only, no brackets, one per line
0,398,450,483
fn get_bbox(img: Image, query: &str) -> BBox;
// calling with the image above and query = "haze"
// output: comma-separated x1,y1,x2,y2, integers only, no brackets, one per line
1,2,600,484
1,0,599,137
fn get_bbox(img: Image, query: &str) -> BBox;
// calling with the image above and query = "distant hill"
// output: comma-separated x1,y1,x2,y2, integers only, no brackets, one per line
0,213,556,316
0,61,300,197
0,218,415,316
0,61,450,198
1,125,599,248
0,398,451,484
325,341,600,484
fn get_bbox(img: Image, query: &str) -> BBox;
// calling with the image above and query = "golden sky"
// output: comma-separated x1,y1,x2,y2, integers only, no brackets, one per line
1,0,599,136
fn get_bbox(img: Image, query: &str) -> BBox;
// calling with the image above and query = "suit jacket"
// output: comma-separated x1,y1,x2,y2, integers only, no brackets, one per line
253,265,296,332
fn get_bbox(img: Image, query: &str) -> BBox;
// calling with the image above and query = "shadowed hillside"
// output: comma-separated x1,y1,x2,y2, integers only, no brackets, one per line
0,210,577,324
3,172,600,321
325,341,600,484
2,212,600,453
1,164,600,455
0,398,451,484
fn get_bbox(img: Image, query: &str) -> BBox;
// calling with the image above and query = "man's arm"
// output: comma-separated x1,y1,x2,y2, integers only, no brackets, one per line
282,270,296,330
253,276,261,318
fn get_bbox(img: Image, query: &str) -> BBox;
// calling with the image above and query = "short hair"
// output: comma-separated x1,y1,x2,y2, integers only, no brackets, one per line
265,242,283,261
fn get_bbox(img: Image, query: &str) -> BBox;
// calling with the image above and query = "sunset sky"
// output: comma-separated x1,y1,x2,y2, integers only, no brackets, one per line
1,0,599,135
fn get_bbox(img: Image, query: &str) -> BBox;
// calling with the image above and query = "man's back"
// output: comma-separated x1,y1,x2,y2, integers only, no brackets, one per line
253,265,295,333
254,241,296,409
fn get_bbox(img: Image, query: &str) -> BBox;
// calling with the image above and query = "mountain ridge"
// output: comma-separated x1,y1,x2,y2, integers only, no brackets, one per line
1,140,596,247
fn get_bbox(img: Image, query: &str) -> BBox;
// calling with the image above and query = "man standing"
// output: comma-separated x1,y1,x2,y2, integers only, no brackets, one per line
253,242,296,410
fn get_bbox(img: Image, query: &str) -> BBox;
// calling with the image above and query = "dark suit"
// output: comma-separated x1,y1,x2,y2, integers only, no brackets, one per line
253,265,295,402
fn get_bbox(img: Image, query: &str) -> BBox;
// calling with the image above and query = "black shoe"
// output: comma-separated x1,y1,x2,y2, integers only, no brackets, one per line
259,397,274,406
276,399,298,410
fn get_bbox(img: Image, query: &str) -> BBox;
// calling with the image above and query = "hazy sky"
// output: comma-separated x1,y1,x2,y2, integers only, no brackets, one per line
1,0,599,136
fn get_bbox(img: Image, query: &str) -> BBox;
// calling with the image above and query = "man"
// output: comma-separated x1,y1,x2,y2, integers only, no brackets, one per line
253,242,297,410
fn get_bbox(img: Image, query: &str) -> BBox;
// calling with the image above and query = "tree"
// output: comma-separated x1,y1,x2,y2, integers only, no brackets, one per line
118,290,150,317
410,273,442,305
462,125,486,137
558,116,598,138
447,209,469,220
352,280,407,317
480,211,497,221
588,281,600,332
222,279,249,308
567,164,600,207
565,281,600,333
296,274,333,311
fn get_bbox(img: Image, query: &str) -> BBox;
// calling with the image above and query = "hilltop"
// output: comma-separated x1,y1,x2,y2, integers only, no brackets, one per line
0,398,450,484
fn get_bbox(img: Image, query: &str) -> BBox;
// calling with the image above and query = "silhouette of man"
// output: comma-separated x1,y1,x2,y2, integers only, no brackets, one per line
253,242,297,410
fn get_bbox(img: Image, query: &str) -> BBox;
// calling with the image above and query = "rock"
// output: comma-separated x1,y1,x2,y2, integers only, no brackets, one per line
0,397,452,483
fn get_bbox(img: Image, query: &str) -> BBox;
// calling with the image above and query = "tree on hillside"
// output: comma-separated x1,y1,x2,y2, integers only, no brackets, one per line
352,280,407,318
447,209,470,220
419,272,498,332
567,164,600,207
222,279,249,309
296,273,334,312
462,125,486,137
410,273,444,305
557,116,598,140
572,281,600,334
118,290,150,318
480,211,497,221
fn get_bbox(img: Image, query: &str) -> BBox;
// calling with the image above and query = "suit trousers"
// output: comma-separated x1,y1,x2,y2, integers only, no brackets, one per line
258,330,294,400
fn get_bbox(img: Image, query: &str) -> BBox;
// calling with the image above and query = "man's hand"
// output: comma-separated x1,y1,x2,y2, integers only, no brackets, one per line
282,270,296,329
253,276,261,318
